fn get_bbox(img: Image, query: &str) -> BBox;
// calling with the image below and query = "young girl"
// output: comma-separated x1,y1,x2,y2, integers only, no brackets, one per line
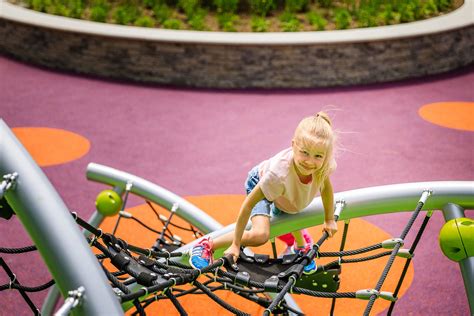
190,112,338,273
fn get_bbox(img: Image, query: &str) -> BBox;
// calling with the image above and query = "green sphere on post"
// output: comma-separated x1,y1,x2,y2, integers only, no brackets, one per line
95,189,123,217
439,217,474,262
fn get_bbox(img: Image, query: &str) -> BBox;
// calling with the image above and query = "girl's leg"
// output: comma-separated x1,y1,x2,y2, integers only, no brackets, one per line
212,215,271,250
291,230,306,248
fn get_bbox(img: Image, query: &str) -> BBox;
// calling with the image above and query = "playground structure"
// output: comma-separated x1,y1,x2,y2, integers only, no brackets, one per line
1,117,473,315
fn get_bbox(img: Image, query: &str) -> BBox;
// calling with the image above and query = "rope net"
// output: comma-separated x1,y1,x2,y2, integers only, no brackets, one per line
0,191,432,315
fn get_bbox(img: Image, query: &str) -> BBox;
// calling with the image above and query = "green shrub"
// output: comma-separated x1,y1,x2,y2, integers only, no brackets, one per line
356,7,377,27
213,0,239,14
153,3,172,23
22,0,457,32
281,19,300,32
251,16,270,32
280,12,300,31
49,0,84,18
399,3,416,22
357,0,382,13
217,13,239,31
90,2,109,22
393,1,421,22
113,4,140,25
317,0,332,8
144,0,160,9
435,0,452,11
375,4,394,25
34,0,85,18
333,8,351,29
163,18,182,29
188,8,208,30
345,0,356,7
30,0,51,12
178,0,201,17
420,0,439,17
134,15,155,27
70,0,85,18
307,11,327,30
249,0,276,17
285,0,309,13
356,0,384,27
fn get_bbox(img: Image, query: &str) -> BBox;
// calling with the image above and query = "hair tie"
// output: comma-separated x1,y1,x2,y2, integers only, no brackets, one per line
315,113,331,126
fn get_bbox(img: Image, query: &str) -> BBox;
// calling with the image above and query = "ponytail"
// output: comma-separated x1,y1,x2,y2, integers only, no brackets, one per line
315,111,332,127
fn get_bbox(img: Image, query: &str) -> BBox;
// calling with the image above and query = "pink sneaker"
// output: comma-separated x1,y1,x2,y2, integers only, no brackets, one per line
189,237,213,269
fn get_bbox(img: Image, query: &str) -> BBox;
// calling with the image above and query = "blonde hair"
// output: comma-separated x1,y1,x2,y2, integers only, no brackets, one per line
293,111,336,189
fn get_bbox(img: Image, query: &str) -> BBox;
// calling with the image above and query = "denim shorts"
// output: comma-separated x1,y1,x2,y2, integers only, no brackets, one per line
245,166,282,219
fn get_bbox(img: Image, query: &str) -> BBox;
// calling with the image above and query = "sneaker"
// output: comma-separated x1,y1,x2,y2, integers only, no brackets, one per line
294,244,317,275
189,237,213,269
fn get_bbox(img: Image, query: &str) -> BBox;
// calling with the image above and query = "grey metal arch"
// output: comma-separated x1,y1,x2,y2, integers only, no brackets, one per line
176,180,474,254
0,120,123,315
86,162,223,234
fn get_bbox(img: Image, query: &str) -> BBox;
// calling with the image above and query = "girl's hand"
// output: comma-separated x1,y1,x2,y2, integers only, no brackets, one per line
323,219,338,237
223,244,241,264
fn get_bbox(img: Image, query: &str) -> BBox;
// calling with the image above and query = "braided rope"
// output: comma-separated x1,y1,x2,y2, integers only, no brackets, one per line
364,199,427,315
193,280,250,316
318,243,382,257
0,245,37,254
0,279,55,292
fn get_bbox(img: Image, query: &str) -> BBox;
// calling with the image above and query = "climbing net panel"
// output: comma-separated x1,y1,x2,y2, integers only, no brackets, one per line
1,180,433,315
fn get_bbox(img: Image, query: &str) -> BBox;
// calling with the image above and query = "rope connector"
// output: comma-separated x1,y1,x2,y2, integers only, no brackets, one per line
379,291,397,302
70,211,78,221
89,235,98,246
54,286,85,316
334,200,346,218
118,211,132,218
171,203,179,213
355,289,379,300
165,278,177,292
355,289,397,302
8,273,17,289
1,172,19,199
419,189,433,204
381,238,404,249
141,286,149,297
396,249,413,259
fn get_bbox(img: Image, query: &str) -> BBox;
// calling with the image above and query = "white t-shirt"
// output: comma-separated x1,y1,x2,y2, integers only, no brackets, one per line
257,148,336,214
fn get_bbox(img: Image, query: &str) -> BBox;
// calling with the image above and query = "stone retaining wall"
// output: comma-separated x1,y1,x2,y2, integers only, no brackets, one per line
1,1,472,88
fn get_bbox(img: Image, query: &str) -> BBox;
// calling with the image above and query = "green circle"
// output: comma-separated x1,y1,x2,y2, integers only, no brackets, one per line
95,189,123,217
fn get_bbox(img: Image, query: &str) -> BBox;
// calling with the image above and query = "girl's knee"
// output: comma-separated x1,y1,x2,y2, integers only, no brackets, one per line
250,229,269,245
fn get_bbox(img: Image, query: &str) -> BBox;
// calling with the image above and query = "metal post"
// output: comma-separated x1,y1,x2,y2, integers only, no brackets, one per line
0,119,123,315
442,203,474,314
41,210,107,315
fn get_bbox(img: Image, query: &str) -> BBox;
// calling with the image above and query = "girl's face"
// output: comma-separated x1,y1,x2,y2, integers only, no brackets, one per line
292,138,327,176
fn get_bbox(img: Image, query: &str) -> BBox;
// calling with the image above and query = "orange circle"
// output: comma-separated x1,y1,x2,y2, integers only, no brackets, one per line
98,194,413,315
419,102,474,131
12,127,90,166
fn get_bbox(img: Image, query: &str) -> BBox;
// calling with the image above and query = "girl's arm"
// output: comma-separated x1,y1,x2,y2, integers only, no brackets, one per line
224,183,265,261
321,177,338,237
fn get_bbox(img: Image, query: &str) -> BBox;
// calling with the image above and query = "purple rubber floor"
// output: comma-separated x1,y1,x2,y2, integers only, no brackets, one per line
0,55,473,315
